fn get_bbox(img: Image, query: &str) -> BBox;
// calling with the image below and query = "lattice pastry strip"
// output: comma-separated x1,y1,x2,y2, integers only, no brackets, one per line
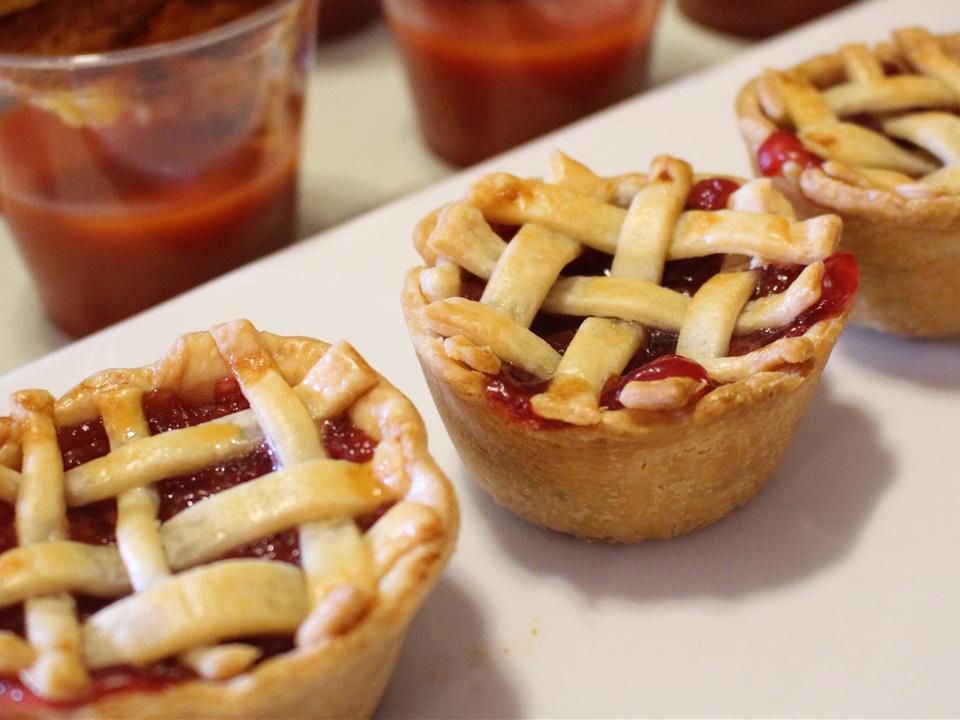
895,27,960,99
545,151,647,206
12,391,91,701
532,263,823,337
423,201,507,280
84,560,308,669
424,298,562,379
610,156,692,282
726,177,797,217
428,257,828,360
0,543,129,607
160,459,381,569
64,418,262,506
470,173,839,264
618,376,709,412
823,42,957,115
542,152,798,221
480,223,581,327
295,520,374,646
884,112,960,177
676,272,757,360
98,388,168,591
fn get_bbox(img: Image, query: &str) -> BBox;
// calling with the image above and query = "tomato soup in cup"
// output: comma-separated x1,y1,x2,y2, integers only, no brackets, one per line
0,0,317,336
383,0,663,167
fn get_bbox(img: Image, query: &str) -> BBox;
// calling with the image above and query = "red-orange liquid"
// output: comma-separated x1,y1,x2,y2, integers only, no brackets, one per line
385,0,661,166
0,105,300,337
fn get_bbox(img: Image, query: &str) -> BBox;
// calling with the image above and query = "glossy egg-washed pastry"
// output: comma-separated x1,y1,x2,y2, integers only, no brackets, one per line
403,152,857,542
738,26,960,337
0,320,458,719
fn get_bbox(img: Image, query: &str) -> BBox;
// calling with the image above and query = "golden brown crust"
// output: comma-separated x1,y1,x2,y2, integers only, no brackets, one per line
736,48,960,338
0,325,459,719
403,268,847,542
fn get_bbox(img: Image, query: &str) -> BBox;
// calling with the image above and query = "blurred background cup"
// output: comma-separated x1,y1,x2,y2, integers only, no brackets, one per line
316,0,380,41
677,0,857,39
382,0,663,167
0,0,317,337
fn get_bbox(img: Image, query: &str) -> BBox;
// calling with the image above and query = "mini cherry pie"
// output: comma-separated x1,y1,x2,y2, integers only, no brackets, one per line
403,152,857,542
737,26,960,337
0,320,458,719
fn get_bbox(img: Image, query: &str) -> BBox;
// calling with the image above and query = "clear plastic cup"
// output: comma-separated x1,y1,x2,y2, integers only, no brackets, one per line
0,0,317,337
383,0,663,167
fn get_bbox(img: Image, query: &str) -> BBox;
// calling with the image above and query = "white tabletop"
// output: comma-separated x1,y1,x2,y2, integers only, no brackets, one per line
0,0,755,376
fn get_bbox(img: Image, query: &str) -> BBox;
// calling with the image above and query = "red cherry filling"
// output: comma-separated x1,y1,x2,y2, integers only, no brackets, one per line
0,377,384,706
323,414,378,463
757,129,824,176
600,355,718,410
59,418,110,470
485,374,565,431
730,251,858,354
685,177,741,211
0,500,15,557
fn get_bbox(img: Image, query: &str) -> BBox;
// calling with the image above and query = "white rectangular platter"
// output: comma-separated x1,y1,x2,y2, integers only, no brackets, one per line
2,0,959,716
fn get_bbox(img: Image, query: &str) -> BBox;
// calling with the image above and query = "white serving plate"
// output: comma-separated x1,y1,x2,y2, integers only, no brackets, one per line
2,0,959,716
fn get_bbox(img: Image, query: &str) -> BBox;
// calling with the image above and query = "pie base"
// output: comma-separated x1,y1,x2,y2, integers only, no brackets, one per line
737,75,960,339
403,269,847,543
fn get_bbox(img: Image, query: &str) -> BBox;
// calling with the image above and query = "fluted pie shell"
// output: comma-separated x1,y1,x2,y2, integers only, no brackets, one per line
0,322,458,719
404,272,848,543
736,31,960,338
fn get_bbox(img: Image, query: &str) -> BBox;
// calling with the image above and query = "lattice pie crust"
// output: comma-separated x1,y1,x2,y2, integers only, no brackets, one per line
0,320,458,719
737,26,960,337
403,153,852,542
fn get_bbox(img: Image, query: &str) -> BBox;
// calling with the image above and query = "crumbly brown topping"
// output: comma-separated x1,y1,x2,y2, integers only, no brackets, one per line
0,0,278,55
